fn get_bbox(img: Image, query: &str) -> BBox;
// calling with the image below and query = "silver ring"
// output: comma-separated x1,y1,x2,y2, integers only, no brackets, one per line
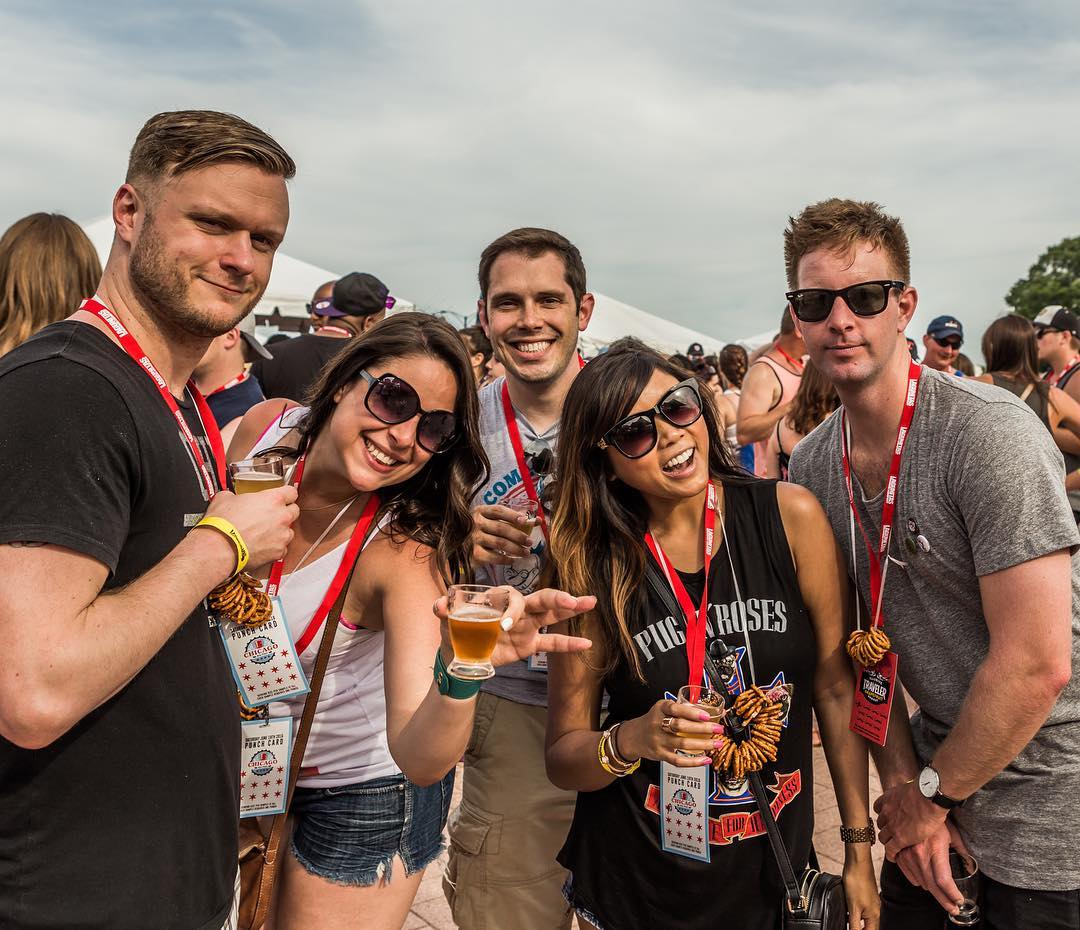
497,548,507,558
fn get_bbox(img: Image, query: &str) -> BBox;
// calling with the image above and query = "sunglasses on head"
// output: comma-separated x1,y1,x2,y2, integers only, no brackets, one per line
358,370,457,454
598,378,703,459
786,280,906,324
931,335,962,350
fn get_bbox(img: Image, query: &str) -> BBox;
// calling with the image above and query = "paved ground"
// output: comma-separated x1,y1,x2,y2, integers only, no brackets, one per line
405,749,885,929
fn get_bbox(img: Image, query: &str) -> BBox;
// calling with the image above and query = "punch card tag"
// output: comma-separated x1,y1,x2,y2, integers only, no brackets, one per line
527,647,548,672
660,761,711,862
239,717,292,818
220,597,309,707
849,651,898,746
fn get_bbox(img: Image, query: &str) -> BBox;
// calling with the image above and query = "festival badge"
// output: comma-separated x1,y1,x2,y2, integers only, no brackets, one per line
660,761,711,862
220,597,309,707
239,717,292,818
850,651,898,747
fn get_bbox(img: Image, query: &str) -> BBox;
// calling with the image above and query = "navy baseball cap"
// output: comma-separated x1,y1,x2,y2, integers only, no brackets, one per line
926,316,963,341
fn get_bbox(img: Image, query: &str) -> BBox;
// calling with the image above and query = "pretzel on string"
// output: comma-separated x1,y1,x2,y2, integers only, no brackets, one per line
709,685,785,780
209,572,274,628
846,627,891,667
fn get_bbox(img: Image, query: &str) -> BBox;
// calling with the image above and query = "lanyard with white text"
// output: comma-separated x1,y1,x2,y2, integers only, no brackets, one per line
840,360,921,630
643,482,718,688
209,369,251,396
83,297,225,499
501,380,550,541
1049,357,1080,387
265,453,381,654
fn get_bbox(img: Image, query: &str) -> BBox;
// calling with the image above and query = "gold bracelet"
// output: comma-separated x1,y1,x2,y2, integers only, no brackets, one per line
194,516,249,576
597,729,640,777
839,823,876,844
607,722,639,769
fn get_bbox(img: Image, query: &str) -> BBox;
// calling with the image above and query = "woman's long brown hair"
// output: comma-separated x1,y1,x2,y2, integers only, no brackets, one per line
266,312,488,583
786,359,839,436
982,314,1050,403
544,338,746,682
0,213,102,356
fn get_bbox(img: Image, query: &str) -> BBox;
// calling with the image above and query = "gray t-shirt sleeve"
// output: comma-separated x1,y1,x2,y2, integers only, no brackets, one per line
950,400,1080,576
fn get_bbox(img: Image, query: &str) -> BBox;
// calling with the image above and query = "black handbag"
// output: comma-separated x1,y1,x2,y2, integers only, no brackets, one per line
644,563,847,930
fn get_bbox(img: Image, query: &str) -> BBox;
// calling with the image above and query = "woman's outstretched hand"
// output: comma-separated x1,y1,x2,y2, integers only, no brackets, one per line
432,587,595,666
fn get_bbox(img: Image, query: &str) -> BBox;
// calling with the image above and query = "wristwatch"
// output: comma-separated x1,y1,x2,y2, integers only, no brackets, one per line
917,765,964,809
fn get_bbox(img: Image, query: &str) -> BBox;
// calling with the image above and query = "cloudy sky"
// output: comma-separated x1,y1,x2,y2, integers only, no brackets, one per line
2,0,1078,356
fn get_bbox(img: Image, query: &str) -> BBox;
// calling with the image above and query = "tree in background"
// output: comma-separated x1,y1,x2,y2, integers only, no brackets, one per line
1006,236,1080,319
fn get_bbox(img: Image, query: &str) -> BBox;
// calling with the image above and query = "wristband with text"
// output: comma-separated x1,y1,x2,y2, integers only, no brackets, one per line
195,516,250,576
434,648,483,700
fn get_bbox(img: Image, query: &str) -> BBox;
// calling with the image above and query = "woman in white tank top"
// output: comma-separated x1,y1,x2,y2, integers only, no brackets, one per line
228,314,594,929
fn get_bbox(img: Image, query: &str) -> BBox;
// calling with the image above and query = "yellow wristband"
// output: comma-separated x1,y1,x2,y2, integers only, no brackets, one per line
195,516,249,576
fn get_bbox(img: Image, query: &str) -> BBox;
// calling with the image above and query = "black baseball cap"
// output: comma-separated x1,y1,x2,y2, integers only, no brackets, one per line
1033,305,1080,340
314,272,394,319
687,342,705,358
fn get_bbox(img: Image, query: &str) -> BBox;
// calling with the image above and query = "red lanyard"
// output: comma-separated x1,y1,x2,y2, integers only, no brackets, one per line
265,453,381,654
840,360,922,629
501,381,550,540
644,482,718,688
209,369,250,396
83,298,225,499
774,343,805,372
1049,357,1080,387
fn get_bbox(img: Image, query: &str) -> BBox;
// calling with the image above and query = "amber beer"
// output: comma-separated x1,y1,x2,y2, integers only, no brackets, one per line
228,455,284,494
674,685,725,743
448,606,502,666
232,472,286,494
446,584,509,680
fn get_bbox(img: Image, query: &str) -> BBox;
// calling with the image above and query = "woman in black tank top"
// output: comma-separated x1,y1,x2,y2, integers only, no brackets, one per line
544,340,879,930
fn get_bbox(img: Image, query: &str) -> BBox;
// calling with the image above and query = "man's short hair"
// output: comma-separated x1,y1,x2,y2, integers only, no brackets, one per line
779,306,796,336
478,227,586,308
783,198,910,290
126,110,296,188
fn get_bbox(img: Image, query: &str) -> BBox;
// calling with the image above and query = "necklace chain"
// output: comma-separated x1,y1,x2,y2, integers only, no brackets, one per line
299,493,360,512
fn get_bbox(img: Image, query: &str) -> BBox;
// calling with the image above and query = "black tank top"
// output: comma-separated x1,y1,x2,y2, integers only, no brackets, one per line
558,480,815,930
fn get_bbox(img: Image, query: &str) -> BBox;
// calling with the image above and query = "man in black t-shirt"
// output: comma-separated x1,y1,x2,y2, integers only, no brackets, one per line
251,270,392,401
0,110,300,930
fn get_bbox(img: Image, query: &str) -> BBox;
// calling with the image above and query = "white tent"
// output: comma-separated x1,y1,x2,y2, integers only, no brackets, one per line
81,217,414,319
580,292,726,357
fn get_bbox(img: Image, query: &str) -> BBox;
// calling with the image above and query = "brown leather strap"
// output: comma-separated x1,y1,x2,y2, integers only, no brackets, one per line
253,530,368,891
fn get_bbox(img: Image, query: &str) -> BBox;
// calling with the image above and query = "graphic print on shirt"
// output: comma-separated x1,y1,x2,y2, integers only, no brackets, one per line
475,462,550,593
640,623,803,844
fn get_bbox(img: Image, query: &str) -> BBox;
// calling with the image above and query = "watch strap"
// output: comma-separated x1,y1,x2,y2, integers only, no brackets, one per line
434,649,483,700
840,823,877,844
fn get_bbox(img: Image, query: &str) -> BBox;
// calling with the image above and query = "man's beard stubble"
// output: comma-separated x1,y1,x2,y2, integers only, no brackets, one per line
128,216,256,340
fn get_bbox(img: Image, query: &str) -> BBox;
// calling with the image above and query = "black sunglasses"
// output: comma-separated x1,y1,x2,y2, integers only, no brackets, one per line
931,335,962,350
358,370,457,454
598,379,703,459
786,280,906,323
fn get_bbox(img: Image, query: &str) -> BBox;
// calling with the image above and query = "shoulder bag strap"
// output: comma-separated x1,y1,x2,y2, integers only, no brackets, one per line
253,544,364,901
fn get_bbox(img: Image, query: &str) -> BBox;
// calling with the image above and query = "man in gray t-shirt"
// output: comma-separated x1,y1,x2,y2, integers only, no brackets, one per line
783,198,1080,930
443,228,595,930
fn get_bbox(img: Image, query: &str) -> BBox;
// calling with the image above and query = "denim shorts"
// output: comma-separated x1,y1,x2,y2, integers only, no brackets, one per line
289,769,454,886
